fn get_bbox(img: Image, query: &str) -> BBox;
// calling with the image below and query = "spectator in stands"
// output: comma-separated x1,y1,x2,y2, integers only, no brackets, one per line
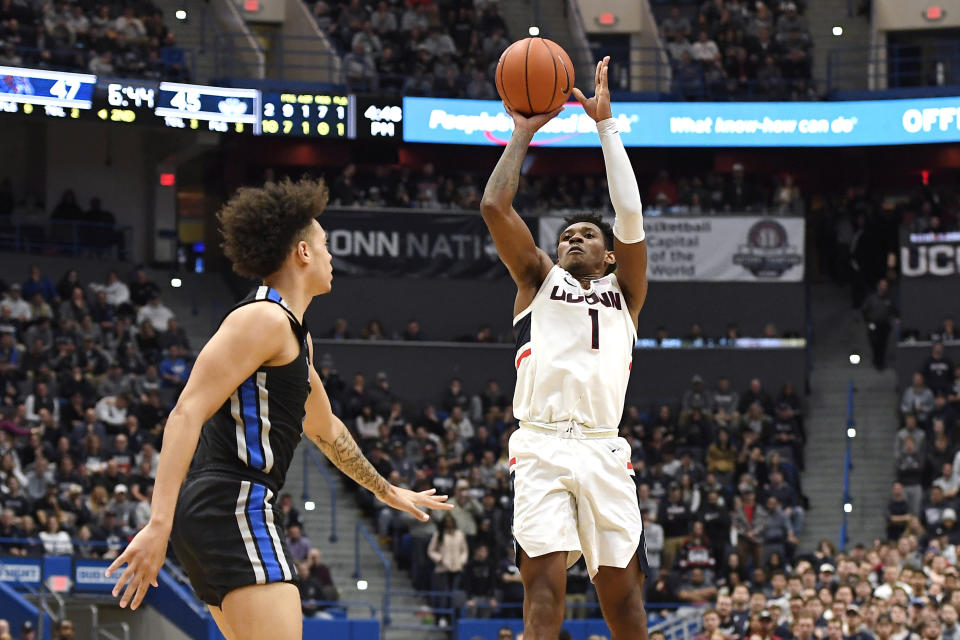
924,342,955,396
1,283,30,323
862,279,897,370
22,266,56,303
733,486,765,568
428,513,468,626
285,523,311,563
53,619,74,640
343,41,377,90
896,437,924,516
39,515,72,555
902,373,936,426
462,543,498,618
128,269,160,307
136,294,174,332
933,316,958,343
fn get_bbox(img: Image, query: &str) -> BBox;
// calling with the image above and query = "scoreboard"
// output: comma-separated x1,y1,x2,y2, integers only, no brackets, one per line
0,66,96,120
260,92,349,138
0,64,386,140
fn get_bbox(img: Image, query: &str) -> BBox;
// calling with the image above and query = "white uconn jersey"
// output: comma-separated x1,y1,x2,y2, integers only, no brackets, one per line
513,265,636,432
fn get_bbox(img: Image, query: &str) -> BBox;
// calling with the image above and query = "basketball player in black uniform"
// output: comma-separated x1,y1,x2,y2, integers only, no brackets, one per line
106,178,451,639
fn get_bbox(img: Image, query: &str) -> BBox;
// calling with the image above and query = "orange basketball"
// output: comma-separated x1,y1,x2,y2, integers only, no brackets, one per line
495,37,575,117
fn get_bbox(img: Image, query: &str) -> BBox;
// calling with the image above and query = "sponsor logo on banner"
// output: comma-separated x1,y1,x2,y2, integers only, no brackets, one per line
0,560,42,584
403,96,960,148
76,565,114,586
733,220,804,278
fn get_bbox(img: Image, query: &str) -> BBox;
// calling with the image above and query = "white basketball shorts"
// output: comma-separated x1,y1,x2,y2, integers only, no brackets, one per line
508,424,649,579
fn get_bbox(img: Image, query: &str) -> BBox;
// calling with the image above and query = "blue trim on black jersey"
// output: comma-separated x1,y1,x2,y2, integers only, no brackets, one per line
240,376,265,469
248,483,282,582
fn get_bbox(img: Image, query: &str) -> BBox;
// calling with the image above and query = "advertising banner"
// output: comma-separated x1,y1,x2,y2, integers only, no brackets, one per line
403,96,960,147
322,210,519,279
0,558,42,587
901,232,960,278
539,215,805,281
73,559,115,592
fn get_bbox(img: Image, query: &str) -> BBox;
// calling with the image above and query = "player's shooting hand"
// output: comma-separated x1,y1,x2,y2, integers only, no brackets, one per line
378,485,452,521
105,520,168,610
505,102,564,136
571,56,612,122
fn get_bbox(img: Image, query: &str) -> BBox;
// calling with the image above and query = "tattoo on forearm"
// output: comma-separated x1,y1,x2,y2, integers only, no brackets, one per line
312,426,389,497
482,132,532,205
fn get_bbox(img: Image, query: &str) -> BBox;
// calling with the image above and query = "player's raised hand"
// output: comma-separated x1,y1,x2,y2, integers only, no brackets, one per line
572,56,612,122
378,485,452,521
105,520,168,610
504,102,564,136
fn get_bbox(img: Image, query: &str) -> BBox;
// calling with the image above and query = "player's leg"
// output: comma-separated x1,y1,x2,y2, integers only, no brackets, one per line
519,548,568,640
220,582,303,640
209,606,237,640
593,555,648,640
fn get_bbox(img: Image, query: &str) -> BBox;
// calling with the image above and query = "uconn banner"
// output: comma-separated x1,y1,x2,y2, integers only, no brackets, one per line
321,210,521,278
539,215,805,281
901,232,960,278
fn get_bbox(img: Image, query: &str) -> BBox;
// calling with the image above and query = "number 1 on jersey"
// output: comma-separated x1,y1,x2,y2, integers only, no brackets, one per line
588,309,599,349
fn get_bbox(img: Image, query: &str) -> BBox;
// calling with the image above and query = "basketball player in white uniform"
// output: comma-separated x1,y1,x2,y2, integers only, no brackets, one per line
480,57,648,640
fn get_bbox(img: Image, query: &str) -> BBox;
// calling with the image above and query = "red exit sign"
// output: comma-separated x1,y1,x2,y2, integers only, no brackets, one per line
597,12,618,26
923,5,945,20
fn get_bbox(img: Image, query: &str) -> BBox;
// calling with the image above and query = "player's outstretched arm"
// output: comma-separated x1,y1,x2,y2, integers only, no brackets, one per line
106,304,293,610
304,348,451,521
479,105,561,294
573,56,648,320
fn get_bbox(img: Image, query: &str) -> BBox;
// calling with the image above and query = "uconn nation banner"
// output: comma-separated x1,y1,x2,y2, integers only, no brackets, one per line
322,210,519,278
539,215,805,282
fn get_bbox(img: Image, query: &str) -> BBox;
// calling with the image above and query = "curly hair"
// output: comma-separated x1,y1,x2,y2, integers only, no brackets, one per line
217,177,329,279
556,212,616,274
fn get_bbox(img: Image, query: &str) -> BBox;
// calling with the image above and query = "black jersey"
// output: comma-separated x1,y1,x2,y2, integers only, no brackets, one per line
189,285,310,493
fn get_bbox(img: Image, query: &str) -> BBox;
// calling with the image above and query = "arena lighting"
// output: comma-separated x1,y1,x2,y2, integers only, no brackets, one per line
528,26,540,36
844,503,853,513
175,9,186,20
304,500,316,511
832,25,843,36
170,277,182,288
356,580,369,591
849,353,861,365
847,427,857,438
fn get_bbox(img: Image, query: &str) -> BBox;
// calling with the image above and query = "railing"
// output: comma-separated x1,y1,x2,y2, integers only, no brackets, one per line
303,447,339,543
827,42,960,94
354,523,391,626
98,623,131,640
0,219,133,260
840,379,855,551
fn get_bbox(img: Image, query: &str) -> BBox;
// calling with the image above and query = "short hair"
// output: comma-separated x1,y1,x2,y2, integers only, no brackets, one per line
218,177,329,279
557,212,615,250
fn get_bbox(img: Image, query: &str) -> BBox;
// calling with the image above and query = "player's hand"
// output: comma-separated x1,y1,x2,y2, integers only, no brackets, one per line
377,485,452,521
572,56,612,122
505,102,564,136
105,521,169,610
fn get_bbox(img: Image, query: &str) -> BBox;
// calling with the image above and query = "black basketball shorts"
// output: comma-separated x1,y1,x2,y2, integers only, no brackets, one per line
170,472,298,607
